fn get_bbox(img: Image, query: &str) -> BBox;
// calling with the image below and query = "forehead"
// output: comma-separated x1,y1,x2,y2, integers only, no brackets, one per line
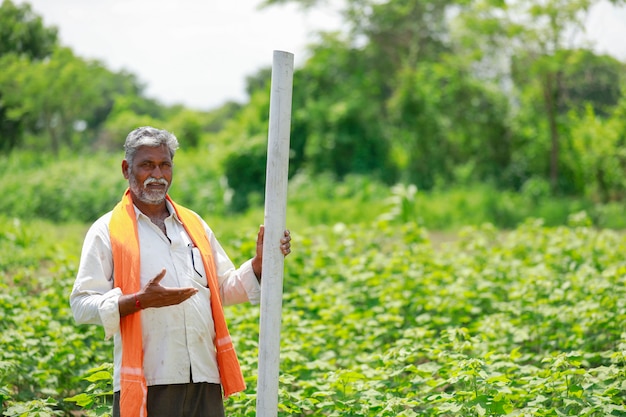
133,145,172,163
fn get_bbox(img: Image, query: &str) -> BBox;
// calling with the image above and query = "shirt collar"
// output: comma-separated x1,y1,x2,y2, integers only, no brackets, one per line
131,197,183,225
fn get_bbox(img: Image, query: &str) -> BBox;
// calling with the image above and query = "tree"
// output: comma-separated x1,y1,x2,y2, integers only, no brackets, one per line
556,89,626,203
557,50,624,117
0,53,31,152
0,0,57,59
0,48,110,154
455,0,626,191
0,46,158,154
254,0,624,195
83,69,154,135
216,84,272,211
168,109,204,149
293,34,394,181
0,1,171,154
264,0,509,186
0,0,58,152
387,58,510,188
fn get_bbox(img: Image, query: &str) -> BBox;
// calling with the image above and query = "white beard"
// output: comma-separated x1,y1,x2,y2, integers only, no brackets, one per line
129,174,169,205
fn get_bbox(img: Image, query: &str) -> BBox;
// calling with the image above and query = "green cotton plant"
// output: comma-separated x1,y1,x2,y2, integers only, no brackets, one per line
2,398,64,417
64,363,113,417
0,216,41,271
4,216,626,416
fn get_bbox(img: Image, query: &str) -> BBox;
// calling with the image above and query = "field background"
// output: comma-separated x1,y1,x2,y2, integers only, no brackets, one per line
3,0,626,414
1,151,625,416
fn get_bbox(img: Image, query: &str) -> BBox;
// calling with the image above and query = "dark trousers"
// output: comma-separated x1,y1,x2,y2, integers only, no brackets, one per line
113,382,225,417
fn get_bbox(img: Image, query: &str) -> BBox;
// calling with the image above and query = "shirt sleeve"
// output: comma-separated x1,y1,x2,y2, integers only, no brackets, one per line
204,222,261,306
69,213,122,339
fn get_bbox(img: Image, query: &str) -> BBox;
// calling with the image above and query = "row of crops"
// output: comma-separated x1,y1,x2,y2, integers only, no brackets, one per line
1,214,625,415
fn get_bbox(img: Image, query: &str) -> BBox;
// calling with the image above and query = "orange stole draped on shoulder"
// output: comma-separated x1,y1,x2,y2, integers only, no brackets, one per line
109,189,245,417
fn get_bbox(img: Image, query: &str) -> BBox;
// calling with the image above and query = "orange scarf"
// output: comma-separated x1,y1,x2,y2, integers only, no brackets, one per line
109,189,245,417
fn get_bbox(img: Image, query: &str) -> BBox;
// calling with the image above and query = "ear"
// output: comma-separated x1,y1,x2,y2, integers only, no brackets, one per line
121,160,130,180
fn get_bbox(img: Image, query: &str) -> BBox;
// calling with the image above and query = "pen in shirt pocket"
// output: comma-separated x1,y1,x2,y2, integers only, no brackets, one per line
188,243,203,278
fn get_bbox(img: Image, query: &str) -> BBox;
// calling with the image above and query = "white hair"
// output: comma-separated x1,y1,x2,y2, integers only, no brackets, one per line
124,126,179,165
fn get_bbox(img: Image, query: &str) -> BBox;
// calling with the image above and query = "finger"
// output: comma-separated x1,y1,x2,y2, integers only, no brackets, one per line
165,286,197,299
178,287,198,298
150,268,167,285
257,225,265,244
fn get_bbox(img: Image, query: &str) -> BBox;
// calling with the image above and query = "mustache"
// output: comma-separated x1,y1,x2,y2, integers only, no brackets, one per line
144,177,169,187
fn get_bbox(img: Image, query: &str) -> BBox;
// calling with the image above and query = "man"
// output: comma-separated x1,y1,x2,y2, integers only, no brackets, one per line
70,126,291,417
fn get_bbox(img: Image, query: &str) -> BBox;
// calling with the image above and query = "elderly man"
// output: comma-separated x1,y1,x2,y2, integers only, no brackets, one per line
70,126,291,417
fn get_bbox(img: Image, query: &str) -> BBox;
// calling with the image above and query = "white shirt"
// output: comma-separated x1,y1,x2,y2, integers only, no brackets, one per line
70,201,260,391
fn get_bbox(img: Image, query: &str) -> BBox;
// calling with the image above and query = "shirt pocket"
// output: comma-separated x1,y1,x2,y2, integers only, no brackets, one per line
188,246,208,287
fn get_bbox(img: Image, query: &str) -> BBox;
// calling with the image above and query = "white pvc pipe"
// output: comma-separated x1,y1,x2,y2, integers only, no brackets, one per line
256,50,294,417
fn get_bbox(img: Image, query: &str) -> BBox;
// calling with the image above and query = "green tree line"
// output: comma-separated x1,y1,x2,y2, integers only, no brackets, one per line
1,0,625,212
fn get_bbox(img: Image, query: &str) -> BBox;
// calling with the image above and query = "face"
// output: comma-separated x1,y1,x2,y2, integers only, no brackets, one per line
123,145,173,205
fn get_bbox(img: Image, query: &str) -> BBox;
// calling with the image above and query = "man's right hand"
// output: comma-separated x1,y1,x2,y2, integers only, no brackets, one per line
119,269,198,317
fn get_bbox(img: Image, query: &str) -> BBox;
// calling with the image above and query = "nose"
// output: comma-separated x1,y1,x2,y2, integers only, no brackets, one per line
152,165,163,178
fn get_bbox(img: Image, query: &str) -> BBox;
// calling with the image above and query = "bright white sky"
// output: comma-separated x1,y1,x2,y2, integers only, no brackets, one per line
15,0,626,111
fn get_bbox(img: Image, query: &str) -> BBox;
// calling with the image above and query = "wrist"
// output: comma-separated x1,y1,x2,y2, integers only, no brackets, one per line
134,293,142,310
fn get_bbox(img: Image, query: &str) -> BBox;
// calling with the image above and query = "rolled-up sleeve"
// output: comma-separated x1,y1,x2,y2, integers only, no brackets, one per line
70,213,122,339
